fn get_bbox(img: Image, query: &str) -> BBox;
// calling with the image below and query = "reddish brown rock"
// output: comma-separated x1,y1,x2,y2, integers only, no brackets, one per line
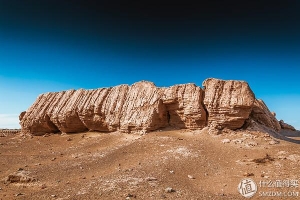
49,89,89,133
20,92,60,135
279,120,296,131
202,78,255,130
78,87,116,132
21,78,288,135
249,99,281,132
19,111,26,121
20,81,169,135
119,81,167,133
78,82,167,133
162,84,207,129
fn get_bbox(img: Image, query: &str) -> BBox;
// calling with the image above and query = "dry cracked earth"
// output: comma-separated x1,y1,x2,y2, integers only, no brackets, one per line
1,128,300,200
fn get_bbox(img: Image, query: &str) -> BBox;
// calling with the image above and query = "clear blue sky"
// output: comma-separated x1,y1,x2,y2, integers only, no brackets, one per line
0,1,299,129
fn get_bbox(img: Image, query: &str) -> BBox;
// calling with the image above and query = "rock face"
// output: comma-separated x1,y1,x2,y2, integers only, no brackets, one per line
162,84,207,129
249,99,281,132
20,92,61,135
118,81,167,133
203,78,255,130
20,81,168,134
279,120,296,131
20,78,288,135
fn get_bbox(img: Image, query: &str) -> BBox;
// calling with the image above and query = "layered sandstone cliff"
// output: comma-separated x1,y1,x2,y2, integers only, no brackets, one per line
203,78,255,130
20,81,167,135
162,84,207,129
20,78,289,135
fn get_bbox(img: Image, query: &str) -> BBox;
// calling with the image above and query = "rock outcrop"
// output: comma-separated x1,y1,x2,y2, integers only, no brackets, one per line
249,99,281,132
279,120,296,131
162,84,207,129
117,81,167,133
20,78,288,135
20,92,61,135
20,81,168,134
203,78,255,130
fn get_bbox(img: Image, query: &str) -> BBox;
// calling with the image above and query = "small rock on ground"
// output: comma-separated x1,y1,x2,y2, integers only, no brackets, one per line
246,141,258,147
221,139,231,144
15,193,24,196
165,187,175,193
244,172,254,177
146,177,157,181
188,175,195,179
269,140,279,145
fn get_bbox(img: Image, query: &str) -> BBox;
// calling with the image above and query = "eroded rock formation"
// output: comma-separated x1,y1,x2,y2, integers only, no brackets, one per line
203,78,255,130
20,78,287,135
249,99,281,132
279,120,296,131
162,84,207,129
20,82,167,135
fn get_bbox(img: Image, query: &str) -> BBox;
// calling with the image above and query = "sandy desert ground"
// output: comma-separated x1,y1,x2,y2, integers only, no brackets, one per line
1,128,300,200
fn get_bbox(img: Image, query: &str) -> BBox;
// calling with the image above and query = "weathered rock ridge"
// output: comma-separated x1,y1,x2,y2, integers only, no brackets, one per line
20,78,290,135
